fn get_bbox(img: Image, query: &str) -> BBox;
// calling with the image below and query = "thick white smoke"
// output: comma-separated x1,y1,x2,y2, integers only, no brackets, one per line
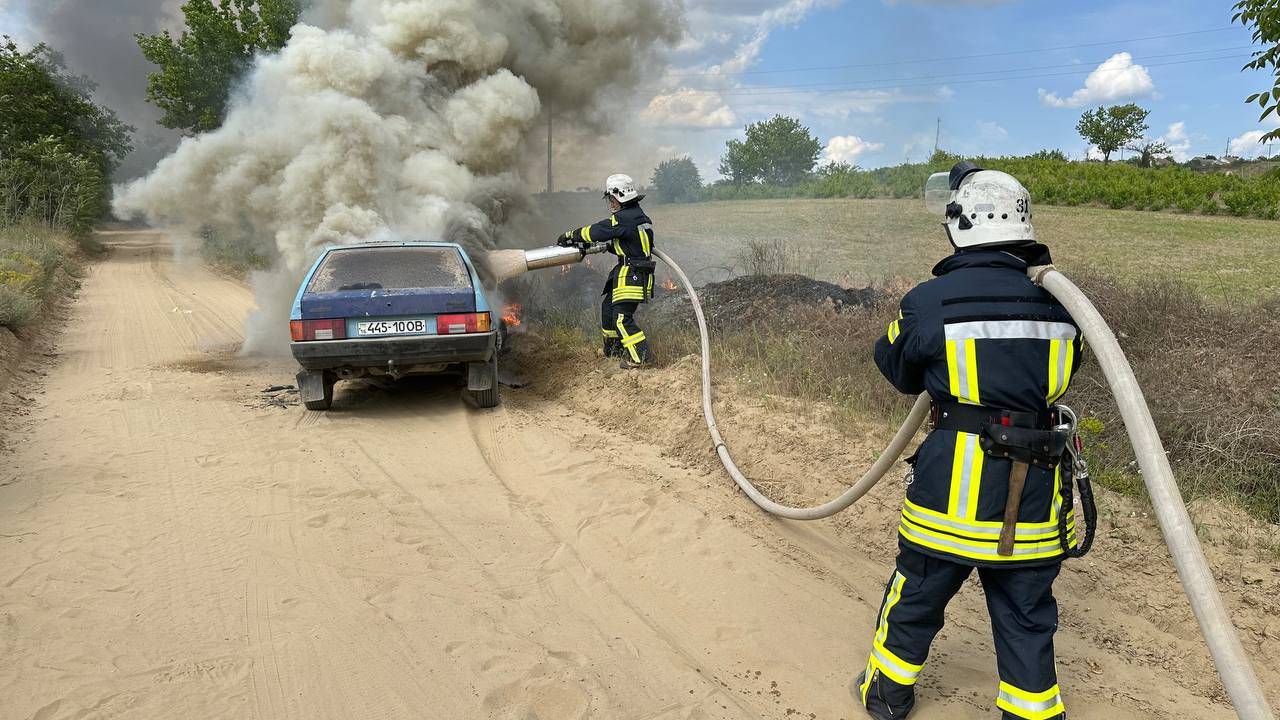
114,0,681,353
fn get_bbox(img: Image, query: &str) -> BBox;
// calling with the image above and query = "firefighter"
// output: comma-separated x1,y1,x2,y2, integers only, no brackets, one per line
557,173,656,368
856,162,1085,720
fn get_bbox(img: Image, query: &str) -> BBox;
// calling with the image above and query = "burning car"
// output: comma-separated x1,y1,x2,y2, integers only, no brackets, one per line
289,242,501,410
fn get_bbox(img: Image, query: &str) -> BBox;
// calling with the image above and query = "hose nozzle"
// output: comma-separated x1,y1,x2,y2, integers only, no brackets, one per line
524,243,606,272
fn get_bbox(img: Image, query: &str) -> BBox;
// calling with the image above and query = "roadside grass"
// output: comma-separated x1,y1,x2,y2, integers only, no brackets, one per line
640,198,1280,303
0,224,82,331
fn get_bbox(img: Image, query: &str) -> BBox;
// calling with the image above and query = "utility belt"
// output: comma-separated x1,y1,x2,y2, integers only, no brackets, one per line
931,401,1069,470
930,400,1096,558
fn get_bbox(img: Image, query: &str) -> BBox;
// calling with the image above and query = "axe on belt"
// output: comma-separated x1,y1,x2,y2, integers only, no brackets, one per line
998,460,1029,556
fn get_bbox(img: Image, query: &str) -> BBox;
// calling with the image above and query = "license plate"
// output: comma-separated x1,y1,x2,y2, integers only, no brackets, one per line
356,318,429,337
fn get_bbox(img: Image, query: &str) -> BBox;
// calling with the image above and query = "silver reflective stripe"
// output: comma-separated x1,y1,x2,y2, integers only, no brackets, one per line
1053,339,1071,397
954,341,972,399
899,522,1061,558
946,320,1077,342
998,689,1063,715
905,506,1058,541
872,645,920,682
956,433,979,519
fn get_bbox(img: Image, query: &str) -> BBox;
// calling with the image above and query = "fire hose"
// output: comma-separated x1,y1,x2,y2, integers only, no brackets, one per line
519,244,1273,718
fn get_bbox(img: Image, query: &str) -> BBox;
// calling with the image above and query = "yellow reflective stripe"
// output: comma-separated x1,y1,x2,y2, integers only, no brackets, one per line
612,239,622,255
887,319,901,344
946,339,962,398
858,659,875,704
610,215,618,226
1058,340,1076,400
874,573,904,648
945,432,983,519
1048,339,1061,401
621,332,647,347
899,518,1071,562
616,265,629,288
639,227,651,255
602,329,619,338
581,226,593,244
997,682,1065,720
947,434,966,516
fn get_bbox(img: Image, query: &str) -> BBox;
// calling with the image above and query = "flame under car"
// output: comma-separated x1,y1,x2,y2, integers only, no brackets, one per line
289,242,502,410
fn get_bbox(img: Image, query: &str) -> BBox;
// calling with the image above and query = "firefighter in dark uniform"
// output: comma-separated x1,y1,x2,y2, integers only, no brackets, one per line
557,173,656,368
856,163,1087,720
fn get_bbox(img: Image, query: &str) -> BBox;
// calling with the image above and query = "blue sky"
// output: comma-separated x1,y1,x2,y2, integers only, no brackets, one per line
641,0,1279,178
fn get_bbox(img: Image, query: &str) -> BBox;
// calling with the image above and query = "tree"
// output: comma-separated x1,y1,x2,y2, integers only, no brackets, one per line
0,38,132,232
0,39,133,174
718,115,822,186
1076,104,1151,163
1234,0,1280,143
1125,139,1171,168
650,157,702,203
137,0,301,134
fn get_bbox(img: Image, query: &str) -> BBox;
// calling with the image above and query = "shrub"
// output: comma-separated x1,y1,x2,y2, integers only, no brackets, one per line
706,153,1280,220
0,285,38,329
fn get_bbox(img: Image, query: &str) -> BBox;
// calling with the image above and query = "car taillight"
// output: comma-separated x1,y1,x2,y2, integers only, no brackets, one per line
436,312,491,335
291,318,347,341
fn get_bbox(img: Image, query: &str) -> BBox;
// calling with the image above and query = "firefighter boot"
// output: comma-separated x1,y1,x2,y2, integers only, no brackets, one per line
853,670,915,720
602,337,623,358
619,339,653,369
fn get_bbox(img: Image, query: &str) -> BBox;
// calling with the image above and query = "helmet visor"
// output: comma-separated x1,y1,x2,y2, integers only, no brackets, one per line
924,172,952,214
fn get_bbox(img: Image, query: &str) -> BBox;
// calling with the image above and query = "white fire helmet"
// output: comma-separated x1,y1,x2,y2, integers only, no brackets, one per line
924,162,1035,249
603,173,643,204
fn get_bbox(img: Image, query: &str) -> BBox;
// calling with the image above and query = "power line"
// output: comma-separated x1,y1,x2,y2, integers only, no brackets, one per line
675,46,1253,95
692,53,1252,99
668,26,1241,78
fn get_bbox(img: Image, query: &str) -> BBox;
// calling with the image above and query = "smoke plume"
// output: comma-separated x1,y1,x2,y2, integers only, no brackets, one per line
114,0,681,353
20,0,186,175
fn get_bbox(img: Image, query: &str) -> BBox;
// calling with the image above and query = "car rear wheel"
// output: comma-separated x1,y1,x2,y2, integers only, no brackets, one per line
467,355,500,408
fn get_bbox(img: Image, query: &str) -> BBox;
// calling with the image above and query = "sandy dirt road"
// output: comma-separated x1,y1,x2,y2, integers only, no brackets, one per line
0,231,1274,720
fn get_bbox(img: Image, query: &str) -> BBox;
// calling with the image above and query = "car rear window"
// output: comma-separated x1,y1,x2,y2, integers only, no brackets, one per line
307,247,472,293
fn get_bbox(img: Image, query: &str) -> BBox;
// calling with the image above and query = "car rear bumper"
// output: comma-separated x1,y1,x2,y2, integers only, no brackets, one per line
291,331,496,370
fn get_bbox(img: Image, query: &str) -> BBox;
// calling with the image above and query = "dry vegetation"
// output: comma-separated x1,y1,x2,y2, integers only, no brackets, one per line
0,224,81,331
523,197,1280,523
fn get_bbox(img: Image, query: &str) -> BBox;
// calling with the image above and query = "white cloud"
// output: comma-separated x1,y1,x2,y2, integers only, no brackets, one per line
937,85,956,100
976,120,1008,140
1038,52,1155,109
640,89,739,129
1228,130,1275,158
823,135,884,165
1160,122,1193,162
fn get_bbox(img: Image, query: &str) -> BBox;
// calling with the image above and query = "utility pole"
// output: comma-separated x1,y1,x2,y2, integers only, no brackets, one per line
933,117,941,156
546,103,554,195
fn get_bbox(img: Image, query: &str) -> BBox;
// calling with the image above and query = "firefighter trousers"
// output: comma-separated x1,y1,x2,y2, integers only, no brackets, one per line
600,297,651,363
858,545,1065,720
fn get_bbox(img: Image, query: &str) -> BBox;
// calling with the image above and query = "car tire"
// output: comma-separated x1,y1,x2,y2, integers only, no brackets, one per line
303,372,336,411
467,356,500,409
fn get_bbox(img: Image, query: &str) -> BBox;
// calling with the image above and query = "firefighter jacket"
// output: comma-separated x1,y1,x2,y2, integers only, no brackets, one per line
876,249,1085,567
567,203,656,304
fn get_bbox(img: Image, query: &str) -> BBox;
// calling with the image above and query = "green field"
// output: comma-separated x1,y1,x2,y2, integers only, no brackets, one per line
636,198,1280,302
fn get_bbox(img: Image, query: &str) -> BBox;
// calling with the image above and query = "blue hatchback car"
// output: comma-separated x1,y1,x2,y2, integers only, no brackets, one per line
289,242,500,410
